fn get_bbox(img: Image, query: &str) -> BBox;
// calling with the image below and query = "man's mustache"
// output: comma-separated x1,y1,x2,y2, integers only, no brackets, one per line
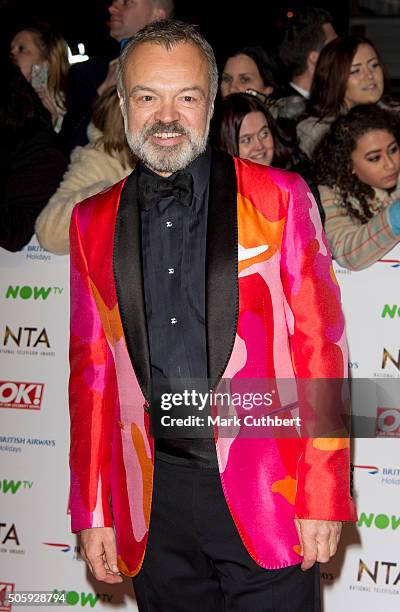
144,122,188,137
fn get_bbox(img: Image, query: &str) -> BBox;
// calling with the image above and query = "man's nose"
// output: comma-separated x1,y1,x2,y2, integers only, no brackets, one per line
109,0,123,15
154,100,180,123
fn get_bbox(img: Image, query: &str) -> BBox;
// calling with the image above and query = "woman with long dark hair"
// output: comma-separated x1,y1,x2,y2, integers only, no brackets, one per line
217,92,293,166
314,104,400,270
216,92,325,222
220,46,280,100
297,35,398,158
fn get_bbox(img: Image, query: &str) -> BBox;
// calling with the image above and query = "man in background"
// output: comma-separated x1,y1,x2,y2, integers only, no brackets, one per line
60,0,174,152
277,6,337,120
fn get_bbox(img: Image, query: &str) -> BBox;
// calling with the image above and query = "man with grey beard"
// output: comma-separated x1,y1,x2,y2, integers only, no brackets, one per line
68,19,356,612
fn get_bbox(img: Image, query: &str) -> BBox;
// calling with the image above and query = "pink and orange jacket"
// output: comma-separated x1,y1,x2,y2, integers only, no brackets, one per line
69,150,357,577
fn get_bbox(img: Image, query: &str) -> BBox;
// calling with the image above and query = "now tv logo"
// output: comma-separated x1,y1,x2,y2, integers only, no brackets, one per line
0,381,44,410
5,285,63,300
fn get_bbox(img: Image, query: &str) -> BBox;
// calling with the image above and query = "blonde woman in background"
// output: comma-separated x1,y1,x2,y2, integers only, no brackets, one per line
35,87,136,255
10,23,69,132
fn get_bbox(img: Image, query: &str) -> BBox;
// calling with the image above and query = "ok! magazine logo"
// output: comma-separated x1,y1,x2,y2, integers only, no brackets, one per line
0,381,44,410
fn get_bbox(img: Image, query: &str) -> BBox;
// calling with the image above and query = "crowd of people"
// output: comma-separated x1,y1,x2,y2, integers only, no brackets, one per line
2,1,400,270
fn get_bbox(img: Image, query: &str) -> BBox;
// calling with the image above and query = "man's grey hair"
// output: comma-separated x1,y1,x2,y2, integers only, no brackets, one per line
117,19,218,105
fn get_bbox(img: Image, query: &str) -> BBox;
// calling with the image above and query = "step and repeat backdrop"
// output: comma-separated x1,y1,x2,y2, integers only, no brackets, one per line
0,236,399,611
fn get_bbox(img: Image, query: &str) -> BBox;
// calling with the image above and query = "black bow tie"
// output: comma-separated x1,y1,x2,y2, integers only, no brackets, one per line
139,171,193,210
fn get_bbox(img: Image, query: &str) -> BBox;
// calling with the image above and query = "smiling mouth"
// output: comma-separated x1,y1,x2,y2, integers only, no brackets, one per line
250,152,267,160
153,132,184,139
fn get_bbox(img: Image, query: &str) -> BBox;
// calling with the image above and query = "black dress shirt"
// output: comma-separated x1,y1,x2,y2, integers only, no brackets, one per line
139,146,217,467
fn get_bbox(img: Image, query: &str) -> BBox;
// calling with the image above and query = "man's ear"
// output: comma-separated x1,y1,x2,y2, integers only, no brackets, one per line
209,99,215,119
153,7,167,22
117,90,126,115
308,50,319,69
262,85,273,97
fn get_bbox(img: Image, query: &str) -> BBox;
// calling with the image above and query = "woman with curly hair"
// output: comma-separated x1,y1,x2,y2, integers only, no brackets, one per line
314,104,400,270
10,23,69,132
297,35,399,158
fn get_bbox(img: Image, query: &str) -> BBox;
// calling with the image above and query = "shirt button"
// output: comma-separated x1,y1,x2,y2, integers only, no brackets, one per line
170,317,178,325
166,221,173,228
168,268,175,275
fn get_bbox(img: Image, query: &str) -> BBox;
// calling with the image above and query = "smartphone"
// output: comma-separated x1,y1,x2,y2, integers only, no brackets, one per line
31,64,48,90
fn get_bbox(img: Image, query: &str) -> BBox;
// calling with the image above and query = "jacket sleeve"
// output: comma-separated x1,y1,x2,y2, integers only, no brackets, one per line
319,184,399,271
35,147,124,255
280,173,357,521
69,202,117,533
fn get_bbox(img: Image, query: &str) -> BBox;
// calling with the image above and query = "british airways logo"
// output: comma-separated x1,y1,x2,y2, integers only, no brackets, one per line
43,542,71,553
353,465,379,475
378,258,400,268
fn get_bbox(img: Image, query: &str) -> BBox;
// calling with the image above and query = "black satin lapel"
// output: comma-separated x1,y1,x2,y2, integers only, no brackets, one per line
113,169,151,401
206,150,239,389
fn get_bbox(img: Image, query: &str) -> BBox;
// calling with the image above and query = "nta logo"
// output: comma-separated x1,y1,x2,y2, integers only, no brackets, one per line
2,327,50,348
381,348,400,371
0,523,19,546
0,381,44,410
5,286,63,300
357,559,400,585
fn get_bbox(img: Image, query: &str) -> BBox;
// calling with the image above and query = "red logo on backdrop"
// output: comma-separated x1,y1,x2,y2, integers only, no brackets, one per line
375,407,400,438
0,381,44,410
0,582,14,611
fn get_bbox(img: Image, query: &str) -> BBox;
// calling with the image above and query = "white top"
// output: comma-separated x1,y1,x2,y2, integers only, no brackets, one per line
289,82,310,99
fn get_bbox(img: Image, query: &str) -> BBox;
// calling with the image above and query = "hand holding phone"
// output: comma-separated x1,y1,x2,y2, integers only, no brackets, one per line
31,64,49,90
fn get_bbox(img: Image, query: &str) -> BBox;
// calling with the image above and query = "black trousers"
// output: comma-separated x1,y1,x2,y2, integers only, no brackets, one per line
132,457,320,612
